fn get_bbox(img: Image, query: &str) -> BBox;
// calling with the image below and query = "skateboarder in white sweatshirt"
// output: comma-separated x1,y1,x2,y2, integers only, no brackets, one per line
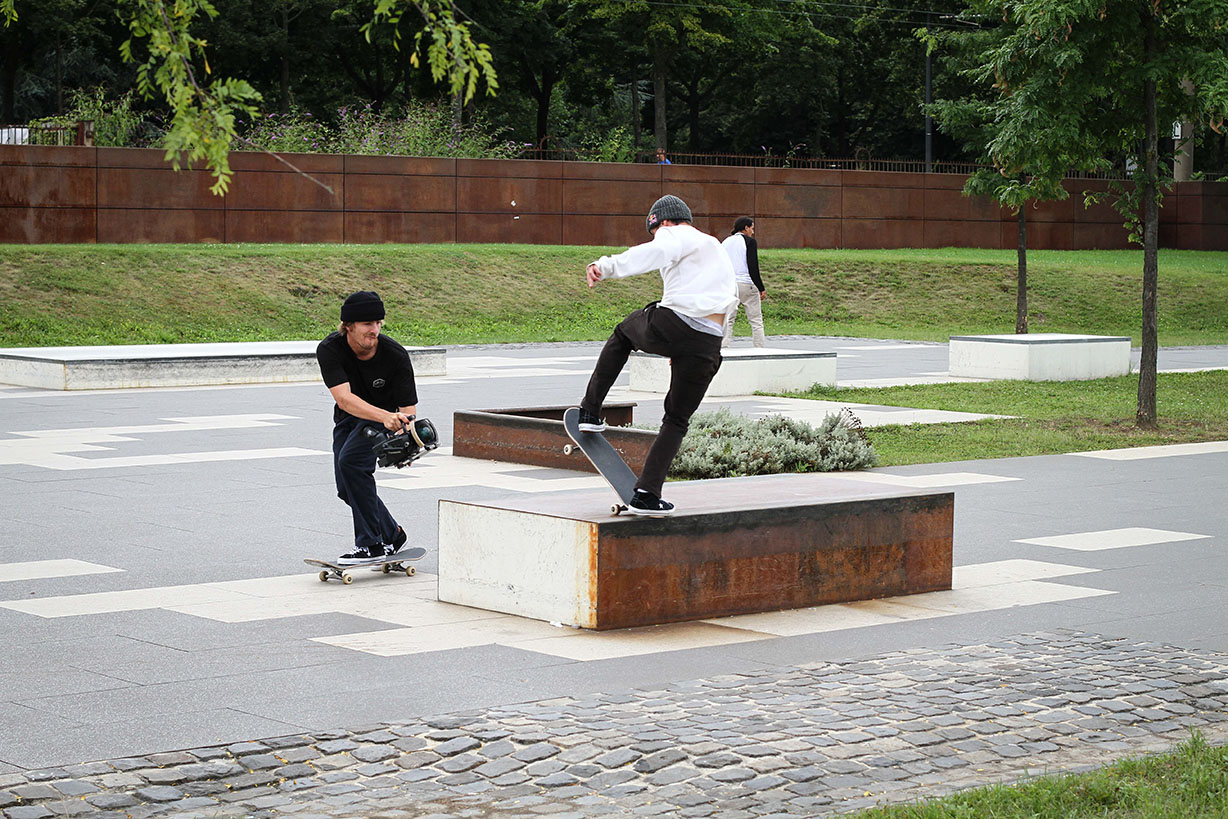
578,194,737,516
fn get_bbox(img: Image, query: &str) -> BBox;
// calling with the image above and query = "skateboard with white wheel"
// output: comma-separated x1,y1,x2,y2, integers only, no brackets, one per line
304,547,427,584
562,407,638,515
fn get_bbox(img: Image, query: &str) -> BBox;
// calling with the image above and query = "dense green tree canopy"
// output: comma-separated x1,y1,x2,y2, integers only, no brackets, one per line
4,0,1228,184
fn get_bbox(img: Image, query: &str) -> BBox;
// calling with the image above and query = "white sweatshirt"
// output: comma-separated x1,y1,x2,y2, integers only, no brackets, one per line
721,233,753,285
592,224,738,321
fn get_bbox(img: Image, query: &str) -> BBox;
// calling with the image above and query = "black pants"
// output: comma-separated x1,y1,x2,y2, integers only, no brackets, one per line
582,304,722,496
333,417,400,549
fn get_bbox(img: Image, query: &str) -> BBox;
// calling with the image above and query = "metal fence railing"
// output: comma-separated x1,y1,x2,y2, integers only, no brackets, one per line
0,121,94,146
514,147,988,174
0,127,1135,180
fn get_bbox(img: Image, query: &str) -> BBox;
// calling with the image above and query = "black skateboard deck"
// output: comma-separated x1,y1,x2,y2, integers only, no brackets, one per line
305,546,427,584
562,407,638,514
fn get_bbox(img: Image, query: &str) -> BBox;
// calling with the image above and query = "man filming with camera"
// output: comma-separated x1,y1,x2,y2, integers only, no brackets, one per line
316,290,423,566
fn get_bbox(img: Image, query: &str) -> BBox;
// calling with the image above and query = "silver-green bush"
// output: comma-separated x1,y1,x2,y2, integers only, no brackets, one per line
668,408,877,480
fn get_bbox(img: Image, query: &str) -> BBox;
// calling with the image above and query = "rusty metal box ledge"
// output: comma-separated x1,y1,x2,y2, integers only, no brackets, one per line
452,403,654,474
438,472,953,630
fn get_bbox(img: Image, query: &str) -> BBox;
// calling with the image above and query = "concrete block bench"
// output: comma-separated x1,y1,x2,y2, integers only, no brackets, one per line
0,341,446,390
438,472,953,630
453,403,655,473
948,333,1131,381
630,347,837,396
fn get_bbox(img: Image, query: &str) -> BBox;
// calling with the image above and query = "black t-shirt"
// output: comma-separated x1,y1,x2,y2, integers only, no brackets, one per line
316,331,419,424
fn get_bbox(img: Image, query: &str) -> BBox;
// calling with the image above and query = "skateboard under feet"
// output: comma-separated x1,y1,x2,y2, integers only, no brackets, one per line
562,407,638,515
304,546,427,585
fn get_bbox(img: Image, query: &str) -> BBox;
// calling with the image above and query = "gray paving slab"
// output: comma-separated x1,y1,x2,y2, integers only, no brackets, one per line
1,337,1226,810
1,631,1226,816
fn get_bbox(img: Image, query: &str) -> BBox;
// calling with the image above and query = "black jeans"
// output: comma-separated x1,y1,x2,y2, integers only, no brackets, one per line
582,304,722,496
332,417,400,549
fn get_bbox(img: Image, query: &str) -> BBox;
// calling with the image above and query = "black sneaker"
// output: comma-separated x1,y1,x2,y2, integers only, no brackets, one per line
337,544,386,565
628,489,675,516
578,408,607,433
387,526,407,556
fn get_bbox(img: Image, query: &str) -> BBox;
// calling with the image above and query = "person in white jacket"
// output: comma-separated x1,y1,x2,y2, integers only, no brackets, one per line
578,194,737,516
721,216,768,347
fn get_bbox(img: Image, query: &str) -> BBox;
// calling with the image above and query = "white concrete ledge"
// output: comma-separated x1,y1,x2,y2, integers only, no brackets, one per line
630,347,836,396
0,341,446,390
949,334,1131,381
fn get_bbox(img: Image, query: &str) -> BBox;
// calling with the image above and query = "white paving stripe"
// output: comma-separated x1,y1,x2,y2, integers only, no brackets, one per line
833,471,1020,488
0,414,327,470
0,560,124,583
1015,527,1212,551
607,390,1006,428
377,449,606,494
832,345,935,351
1071,441,1228,460
2,558,1113,661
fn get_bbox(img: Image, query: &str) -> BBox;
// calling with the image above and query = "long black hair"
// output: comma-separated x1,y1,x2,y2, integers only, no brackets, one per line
730,216,754,236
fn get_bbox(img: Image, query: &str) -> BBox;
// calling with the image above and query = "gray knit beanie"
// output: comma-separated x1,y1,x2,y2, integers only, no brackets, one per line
645,194,693,233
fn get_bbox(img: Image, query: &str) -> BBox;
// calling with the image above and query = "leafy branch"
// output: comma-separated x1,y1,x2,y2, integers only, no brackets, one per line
5,1,498,195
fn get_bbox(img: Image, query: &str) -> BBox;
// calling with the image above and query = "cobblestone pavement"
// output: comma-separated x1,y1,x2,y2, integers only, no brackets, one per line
4,630,1227,819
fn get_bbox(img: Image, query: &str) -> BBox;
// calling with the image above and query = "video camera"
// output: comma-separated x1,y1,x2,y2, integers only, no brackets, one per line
363,416,439,468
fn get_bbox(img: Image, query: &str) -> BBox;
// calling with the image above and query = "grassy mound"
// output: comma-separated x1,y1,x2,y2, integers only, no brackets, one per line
1,245,1226,347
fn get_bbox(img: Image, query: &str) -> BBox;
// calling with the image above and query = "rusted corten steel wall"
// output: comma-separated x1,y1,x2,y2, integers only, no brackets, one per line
3,144,1226,249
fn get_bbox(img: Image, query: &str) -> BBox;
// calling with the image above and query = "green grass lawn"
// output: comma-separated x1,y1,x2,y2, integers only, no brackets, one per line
848,733,1228,818
1,244,1226,347
791,371,1228,465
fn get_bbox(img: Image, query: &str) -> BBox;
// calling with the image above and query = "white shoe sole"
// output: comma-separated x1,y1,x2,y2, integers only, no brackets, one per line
626,505,674,517
578,423,606,433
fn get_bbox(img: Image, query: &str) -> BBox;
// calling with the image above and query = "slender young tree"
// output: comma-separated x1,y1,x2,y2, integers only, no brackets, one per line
950,0,1228,427
925,17,1092,336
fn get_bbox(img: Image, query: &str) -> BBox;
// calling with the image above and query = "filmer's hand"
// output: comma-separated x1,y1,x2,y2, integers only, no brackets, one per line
586,264,603,288
383,412,409,432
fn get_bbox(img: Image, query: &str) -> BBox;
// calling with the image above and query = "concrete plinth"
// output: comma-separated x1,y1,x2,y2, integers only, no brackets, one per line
630,348,836,396
438,473,953,630
0,341,446,390
948,334,1131,381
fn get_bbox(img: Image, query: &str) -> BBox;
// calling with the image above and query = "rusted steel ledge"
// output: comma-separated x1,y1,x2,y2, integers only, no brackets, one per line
439,473,954,629
452,403,654,474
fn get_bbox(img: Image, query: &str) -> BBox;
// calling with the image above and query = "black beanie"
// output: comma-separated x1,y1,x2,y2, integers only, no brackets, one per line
646,194,693,233
340,290,385,322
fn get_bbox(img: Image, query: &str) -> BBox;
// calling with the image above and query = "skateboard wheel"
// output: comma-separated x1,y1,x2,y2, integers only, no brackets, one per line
563,444,574,455
405,566,415,577
381,564,391,574
612,505,621,515
318,571,329,582
341,573,353,585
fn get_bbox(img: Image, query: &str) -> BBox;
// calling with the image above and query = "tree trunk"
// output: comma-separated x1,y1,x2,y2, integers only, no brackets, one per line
535,68,556,146
55,31,63,115
631,79,641,153
652,42,667,152
687,75,700,151
279,5,291,114
1016,207,1028,334
1,44,17,123
1137,21,1160,428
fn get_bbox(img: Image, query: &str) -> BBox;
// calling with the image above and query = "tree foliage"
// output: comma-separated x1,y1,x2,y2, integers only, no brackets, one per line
934,0,1228,426
5,0,496,193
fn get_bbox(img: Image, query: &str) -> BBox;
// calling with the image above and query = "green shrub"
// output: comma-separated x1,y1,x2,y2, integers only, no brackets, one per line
240,102,517,158
668,408,877,480
28,87,152,147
